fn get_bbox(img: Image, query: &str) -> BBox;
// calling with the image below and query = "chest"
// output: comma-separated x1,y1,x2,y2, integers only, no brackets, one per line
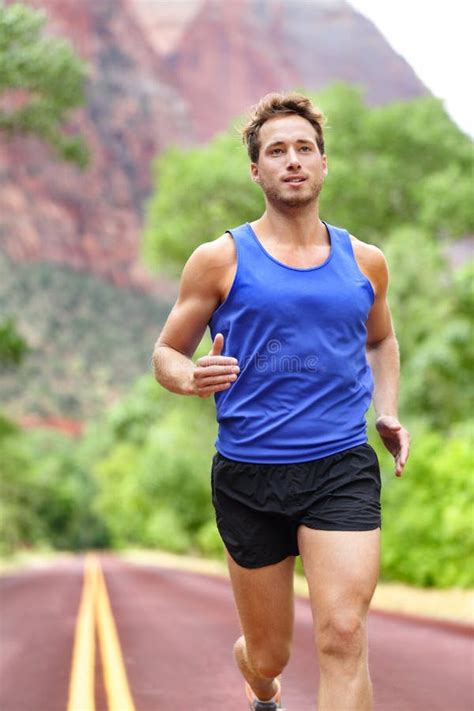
236,265,372,327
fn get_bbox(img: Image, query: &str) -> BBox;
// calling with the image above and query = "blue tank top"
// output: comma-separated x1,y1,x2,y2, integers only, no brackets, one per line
208,221,375,463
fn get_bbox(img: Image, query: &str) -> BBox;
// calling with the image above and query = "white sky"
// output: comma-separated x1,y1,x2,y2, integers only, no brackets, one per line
349,0,474,137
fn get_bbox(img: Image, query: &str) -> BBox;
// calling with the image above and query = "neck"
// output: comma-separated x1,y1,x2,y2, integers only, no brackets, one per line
254,200,326,246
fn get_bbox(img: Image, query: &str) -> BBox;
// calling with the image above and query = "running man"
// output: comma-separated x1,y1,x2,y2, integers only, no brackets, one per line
152,92,410,711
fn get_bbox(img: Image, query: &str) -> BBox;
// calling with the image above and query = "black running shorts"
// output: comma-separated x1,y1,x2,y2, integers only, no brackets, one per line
211,442,382,568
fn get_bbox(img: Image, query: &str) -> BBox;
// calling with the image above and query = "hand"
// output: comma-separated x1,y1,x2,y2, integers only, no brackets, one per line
192,333,240,398
375,415,411,477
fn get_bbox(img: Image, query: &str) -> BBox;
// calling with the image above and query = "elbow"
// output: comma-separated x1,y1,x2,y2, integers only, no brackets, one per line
151,343,166,383
151,354,160,384
366,331,398,351
151,342,181,386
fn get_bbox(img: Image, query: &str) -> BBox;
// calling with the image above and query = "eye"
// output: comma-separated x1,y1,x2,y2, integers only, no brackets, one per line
300,145,312,152
271,147,284,155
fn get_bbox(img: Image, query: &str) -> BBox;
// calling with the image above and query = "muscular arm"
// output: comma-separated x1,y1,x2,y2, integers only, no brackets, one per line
152,237,240,397
364,247,400,419
352,236,410,476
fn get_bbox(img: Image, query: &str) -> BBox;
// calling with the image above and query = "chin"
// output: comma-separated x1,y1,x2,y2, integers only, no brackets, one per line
280,189,322,208
282,197,316,208
262,180,323,207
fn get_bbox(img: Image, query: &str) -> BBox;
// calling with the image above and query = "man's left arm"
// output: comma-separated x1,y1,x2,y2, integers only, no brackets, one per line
363,245,410,477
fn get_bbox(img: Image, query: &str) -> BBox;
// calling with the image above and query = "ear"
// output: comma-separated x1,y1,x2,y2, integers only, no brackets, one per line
250,163,260,183
322,154,328,177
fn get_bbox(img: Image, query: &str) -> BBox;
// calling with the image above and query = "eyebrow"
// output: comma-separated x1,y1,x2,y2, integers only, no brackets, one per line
265,138,316,149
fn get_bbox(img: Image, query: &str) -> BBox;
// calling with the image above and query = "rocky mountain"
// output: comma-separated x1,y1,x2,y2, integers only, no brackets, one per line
0,0,428,289
146,0,427,141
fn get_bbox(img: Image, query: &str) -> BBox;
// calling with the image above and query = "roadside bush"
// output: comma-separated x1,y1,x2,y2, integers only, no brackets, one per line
373,421,474,587
91,373,217,550
195,520,225,558
0,424,109,554
0,423,46,554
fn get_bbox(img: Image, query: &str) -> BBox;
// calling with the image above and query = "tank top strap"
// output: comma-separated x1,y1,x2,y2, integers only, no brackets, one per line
225,224,247,241
328,223,355,260
225,223,259,256
224,223,267,283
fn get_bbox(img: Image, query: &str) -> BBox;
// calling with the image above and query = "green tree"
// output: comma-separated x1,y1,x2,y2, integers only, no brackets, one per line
28,430,110,550
143,132,262,277
378,227,473,428
0,1,90,167
374,421,474,588
91,368,218,553
0,317,28,367
0,427,110,555
399,260,473,428
321,83,473,239
0,425,45,554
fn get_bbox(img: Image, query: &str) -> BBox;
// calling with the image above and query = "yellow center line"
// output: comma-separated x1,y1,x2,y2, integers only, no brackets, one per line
67,553,97,711
67,553,137,711
95,561,137,711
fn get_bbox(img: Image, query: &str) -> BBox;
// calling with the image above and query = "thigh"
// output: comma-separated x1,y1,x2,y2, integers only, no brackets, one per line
297,527,380,625
226,552,296,653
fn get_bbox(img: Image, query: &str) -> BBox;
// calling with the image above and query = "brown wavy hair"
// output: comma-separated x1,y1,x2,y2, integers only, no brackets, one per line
240,92,326,163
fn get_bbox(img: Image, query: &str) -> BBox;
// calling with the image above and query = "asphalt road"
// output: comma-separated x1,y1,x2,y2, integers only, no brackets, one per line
0,553,472,711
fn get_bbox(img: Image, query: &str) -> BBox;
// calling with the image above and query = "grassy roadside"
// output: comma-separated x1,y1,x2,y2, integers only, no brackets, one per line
1,547,473,624
118,549,474,624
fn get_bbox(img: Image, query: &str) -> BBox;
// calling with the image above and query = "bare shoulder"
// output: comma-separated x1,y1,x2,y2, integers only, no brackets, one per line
349,233,389,296
349,233,387,267
186,232,236,275
180,232,236,303
193,232,235,269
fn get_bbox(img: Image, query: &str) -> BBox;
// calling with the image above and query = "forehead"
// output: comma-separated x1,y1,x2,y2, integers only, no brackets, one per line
259,114,317,147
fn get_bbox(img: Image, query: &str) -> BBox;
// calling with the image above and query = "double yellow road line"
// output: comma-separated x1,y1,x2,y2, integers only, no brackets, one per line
67,553,136,711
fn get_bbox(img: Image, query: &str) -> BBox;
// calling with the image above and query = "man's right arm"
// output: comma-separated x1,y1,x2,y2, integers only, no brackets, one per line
152,238,240,397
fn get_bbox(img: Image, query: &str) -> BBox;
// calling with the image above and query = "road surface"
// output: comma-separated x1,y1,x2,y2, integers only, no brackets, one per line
0,553,472,710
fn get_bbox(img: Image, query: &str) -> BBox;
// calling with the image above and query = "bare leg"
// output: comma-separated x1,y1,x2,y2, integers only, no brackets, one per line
226,551,295,701
297,527,380,711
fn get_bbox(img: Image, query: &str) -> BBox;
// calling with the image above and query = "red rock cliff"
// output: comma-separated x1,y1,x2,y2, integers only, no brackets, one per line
0,0,428,289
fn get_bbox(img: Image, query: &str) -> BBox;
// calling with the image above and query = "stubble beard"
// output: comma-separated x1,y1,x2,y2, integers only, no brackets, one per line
260,175,325,210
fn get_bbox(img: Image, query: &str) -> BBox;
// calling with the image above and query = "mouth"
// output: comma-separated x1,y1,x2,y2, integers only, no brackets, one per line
283,176,307,184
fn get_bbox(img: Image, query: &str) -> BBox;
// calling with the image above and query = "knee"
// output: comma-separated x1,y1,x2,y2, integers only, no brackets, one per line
317,610,366,659
248,644,291,679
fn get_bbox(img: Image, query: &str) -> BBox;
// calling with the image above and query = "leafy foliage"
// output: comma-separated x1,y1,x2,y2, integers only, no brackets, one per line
373,421,474,587
0,317,28,367
0,425,43,554
0,424,109,555
143,133,263,277
89,368,218,553
0,1,90,166
321,84,473,240
381,229,473,428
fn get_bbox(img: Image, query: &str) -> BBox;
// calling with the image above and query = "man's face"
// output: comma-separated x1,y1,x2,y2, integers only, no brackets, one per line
250,114,328,208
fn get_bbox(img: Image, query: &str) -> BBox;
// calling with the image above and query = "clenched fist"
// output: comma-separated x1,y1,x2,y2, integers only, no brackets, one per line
192,333,240,398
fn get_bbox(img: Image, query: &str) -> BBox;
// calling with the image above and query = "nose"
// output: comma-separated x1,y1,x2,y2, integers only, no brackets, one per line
286,147,301,169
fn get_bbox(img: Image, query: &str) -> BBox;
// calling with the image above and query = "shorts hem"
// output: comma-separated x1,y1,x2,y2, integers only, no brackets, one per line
225,547,298,569
299,522,381,532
